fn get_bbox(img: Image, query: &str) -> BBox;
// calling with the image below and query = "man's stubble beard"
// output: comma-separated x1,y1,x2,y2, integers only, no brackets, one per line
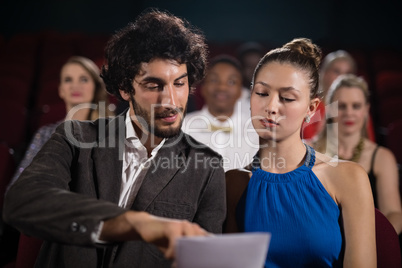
130,93,187,138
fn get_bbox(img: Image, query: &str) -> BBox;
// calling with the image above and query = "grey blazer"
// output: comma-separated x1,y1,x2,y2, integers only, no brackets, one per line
3,112,226,268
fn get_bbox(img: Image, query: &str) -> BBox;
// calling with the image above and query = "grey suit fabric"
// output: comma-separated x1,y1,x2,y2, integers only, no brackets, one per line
3,111,226,268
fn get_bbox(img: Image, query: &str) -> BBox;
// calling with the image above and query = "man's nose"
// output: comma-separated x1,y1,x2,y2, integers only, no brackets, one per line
161,84,178,106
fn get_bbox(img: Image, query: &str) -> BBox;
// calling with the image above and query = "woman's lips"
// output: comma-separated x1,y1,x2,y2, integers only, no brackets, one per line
344,121,354,126
71,92,82,97
260,119,279,128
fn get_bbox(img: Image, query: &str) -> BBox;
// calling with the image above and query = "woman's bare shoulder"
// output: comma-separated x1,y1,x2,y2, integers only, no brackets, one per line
314,151,370,194
315,151,367,177
376,145,397,163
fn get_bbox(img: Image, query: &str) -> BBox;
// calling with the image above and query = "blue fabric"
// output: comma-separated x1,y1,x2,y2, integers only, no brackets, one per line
237,145,343,267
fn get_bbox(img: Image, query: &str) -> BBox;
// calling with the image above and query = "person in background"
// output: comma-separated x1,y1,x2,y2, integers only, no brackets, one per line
237,41,266,90
320,50,357,97
302,50,357,140
315,73,402,234
6,56,114,192
4,9,225,267
183,55,259,171
236,42,266,114
225,38,376,267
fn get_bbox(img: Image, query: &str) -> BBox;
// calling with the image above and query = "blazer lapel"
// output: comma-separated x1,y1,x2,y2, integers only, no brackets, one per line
131,134,186,211
92,115,126,204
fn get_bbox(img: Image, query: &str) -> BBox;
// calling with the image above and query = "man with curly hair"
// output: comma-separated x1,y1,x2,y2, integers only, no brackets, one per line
4,9,226,268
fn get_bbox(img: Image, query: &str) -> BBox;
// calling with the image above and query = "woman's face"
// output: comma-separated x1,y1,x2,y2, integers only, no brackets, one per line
331,86,369,136
251,62,316,142
59,63,96,109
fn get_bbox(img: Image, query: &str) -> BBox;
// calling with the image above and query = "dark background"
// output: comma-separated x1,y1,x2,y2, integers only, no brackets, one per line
1,1,402,266
1,0,402,49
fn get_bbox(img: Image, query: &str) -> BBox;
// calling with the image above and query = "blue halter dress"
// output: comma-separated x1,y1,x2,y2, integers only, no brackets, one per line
236,145,343,267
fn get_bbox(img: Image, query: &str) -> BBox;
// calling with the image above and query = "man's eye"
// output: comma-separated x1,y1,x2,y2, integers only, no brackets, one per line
145,84,161,90
228,79,236,86
174,82,185,87
207,78,219,84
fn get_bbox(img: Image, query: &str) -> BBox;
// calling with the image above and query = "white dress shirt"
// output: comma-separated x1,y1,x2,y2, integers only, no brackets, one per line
119,109,166,208
239,87,251,115
182,102,259,171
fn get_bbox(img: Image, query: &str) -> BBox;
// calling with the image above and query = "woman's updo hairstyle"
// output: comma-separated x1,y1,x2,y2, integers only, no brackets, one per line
251,38,322,99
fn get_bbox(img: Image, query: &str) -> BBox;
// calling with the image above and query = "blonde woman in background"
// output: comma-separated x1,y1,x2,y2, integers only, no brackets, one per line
315,73,402,234
302,50,357,140
7,56,114,190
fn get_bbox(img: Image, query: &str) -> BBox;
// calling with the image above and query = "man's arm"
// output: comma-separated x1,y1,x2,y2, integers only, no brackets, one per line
3,121,126,246
100,210,208,259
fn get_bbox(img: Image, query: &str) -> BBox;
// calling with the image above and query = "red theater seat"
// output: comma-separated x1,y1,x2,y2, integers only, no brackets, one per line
0,101,28,149
375,70,402,99
370,49,402,74
386,119,402,165
377,97,402,129
375,208,402,268
0,143,15,209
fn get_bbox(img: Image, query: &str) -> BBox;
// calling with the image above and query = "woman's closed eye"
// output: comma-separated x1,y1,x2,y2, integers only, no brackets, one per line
255,92,268,97
280,96,295,102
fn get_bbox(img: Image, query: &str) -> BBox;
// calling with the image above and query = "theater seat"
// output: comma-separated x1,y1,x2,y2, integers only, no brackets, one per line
375,208,401,268
14,234,43,268
0,100,28,149
0,143,15,209
386,119,402,165
375,70,402,99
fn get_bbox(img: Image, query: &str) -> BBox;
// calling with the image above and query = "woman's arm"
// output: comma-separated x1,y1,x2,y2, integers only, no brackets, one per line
334,162,376,267
375,146,402,234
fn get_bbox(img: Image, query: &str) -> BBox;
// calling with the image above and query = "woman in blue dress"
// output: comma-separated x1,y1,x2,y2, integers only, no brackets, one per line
224,38,376,267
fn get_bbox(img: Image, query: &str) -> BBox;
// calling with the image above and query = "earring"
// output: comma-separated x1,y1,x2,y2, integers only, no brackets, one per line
305,115,311,123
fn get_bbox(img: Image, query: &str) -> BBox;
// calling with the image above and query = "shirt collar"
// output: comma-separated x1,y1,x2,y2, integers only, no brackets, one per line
125,109,166,155
201,105,239,127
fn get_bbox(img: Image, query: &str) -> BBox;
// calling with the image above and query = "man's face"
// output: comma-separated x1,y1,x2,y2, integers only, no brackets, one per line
322,59,355,97
201,62,242,116
120,58,189,138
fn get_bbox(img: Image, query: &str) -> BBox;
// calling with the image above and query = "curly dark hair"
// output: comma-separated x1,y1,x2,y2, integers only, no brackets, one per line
101,9,208,101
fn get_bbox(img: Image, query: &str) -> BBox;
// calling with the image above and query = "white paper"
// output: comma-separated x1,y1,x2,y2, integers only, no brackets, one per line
175,232,271,268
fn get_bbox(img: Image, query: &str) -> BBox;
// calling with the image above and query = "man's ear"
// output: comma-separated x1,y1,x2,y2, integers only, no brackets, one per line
119,90,130,101
307,97,321,117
